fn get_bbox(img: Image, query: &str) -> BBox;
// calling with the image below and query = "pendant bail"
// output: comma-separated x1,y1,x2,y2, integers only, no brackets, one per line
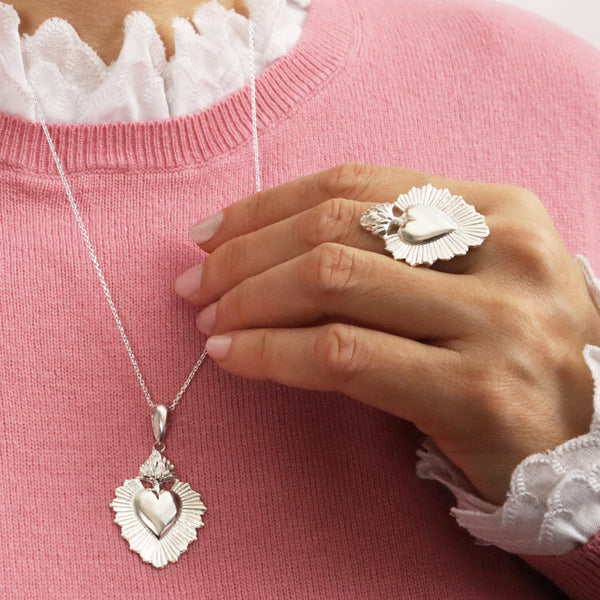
151,405,169,445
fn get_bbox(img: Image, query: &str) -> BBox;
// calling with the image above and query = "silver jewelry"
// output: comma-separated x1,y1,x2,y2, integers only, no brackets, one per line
360,184,489,266
30,17,262,568
110,408,206,568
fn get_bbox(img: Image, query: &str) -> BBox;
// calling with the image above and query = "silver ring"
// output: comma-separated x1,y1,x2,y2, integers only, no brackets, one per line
360,184,489,266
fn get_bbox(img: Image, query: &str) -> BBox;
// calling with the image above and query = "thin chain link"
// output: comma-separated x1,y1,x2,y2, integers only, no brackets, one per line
30,17,260,412
248,17,262,193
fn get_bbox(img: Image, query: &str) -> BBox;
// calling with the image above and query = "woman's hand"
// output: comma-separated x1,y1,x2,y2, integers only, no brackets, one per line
175,163,600,505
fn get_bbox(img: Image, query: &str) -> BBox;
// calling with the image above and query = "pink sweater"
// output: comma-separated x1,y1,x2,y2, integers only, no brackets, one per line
1,0,599,597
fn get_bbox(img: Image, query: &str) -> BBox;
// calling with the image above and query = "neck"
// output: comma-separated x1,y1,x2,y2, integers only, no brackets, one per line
10,0,249,64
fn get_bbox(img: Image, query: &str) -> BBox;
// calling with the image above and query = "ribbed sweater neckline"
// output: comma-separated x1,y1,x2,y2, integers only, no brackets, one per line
0,0,357,174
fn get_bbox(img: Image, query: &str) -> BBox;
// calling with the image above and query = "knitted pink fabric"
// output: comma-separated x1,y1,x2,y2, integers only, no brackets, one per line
1,0,599,597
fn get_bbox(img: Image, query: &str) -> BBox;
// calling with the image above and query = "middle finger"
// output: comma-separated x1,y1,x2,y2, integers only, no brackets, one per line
178,197,391,306
195,243,477,341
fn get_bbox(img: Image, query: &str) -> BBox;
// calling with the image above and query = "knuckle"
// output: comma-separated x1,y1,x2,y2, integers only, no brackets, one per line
482,185,546,223
318,162,376,199
494,219,562,280
459,360,512,417
306,243,360,296
244,189,271,228
523,229,561,274
476,285,528,331
503,185,542,212
256,329,273,365
218,283,244,327
302,197,357,247
314,323,363,382
251,329,280,379
222,236,246,275
208,236,245,286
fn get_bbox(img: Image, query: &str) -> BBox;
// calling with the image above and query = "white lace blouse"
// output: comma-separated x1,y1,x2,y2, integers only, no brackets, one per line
0,0,309,122
1,0,600,558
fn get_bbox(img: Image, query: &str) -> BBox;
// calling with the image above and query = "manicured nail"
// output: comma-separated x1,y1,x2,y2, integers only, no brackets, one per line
189,212,224,244
205,335,232,360
174,264,203,298
196,302,217,335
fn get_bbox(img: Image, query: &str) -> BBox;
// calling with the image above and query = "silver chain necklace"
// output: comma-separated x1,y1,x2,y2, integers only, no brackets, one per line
31,17,262,569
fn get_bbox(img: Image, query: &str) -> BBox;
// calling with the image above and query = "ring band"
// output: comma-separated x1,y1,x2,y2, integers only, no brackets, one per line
360,184,489,266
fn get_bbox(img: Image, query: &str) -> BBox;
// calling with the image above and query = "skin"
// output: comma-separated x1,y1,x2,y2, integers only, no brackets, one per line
175,164,600,505
11,1,599,507
10,1,248,64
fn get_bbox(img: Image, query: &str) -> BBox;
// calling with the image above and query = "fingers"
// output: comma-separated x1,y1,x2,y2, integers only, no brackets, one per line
204,323,459,430
190,163,398,251
181,197,385,306
190,163,506,252
195,244,476,341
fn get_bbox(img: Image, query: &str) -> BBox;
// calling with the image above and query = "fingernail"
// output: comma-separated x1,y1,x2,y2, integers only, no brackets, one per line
205,334,232,360
189,212,224,244
174,264,203,298
196,302,217,335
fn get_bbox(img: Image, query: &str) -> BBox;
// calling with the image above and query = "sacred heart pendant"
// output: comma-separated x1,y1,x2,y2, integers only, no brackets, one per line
111,449,206,568
360,184,489,266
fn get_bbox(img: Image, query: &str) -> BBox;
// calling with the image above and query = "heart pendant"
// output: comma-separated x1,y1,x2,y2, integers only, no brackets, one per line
360,184,489,266
399,204,455,245
111,449,206,568
134,488,181,538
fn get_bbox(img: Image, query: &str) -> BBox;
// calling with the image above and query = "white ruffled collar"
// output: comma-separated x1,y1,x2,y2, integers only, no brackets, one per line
0,0,309,123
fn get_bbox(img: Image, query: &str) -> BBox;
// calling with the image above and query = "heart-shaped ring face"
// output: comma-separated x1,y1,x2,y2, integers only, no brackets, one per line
399,204,456,245
133,488,181,539
360,185,489,266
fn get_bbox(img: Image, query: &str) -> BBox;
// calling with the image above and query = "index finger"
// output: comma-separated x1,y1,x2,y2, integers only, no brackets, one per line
190,163,510,251
190,163,414,251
